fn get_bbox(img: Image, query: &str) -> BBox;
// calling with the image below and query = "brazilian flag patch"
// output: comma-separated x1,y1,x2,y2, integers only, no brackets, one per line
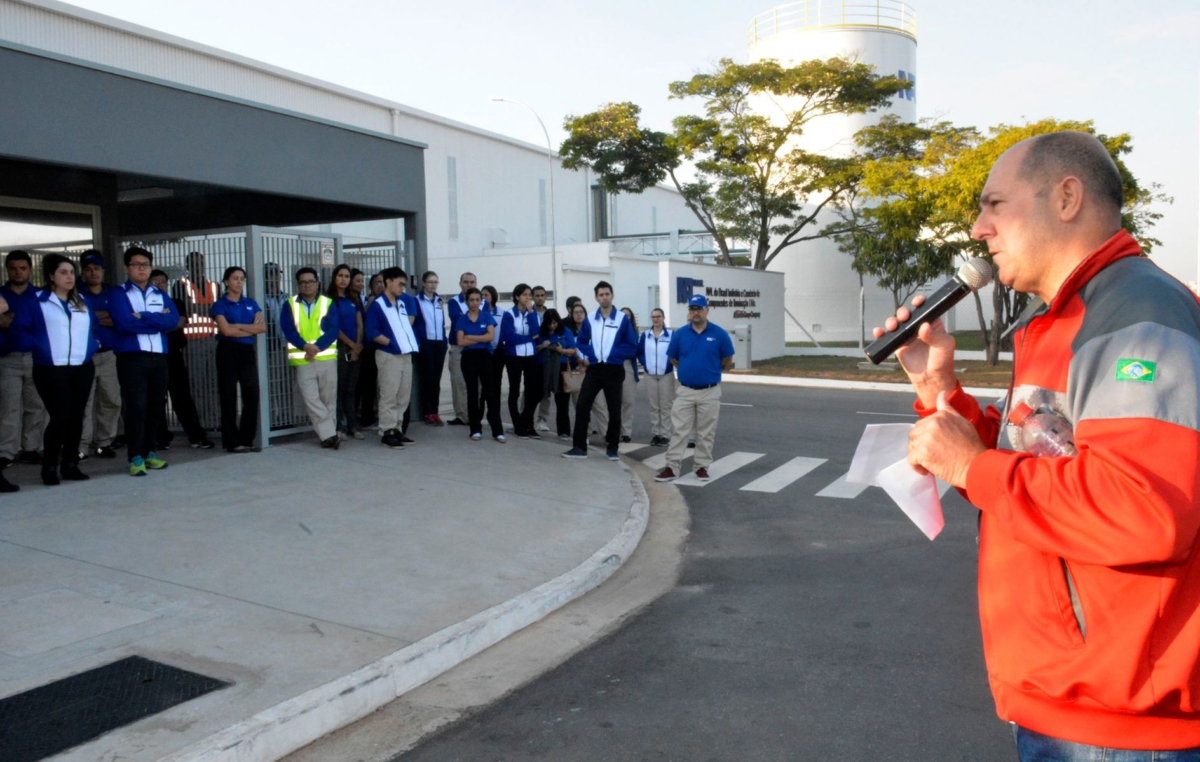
1116,359,1157,382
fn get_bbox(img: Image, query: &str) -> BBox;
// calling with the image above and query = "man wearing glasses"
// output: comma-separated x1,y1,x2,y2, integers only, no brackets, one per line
109,246,179,476
279,267,340,448
655,295,734,483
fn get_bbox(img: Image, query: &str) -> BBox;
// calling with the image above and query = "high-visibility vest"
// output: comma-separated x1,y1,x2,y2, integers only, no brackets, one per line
180,278,220,338
287,295,337,366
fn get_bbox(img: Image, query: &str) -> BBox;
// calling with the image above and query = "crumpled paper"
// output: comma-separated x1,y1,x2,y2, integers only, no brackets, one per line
847,424,947,541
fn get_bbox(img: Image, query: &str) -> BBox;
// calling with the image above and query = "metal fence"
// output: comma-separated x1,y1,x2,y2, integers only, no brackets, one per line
120,227,404,446
1,243,94,287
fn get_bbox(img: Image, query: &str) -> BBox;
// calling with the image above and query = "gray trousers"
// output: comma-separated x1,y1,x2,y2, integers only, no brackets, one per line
665,384,721,472
81,350,121,449
376,351,413,433
0,351,46,459
295,359,338,441
592,359,637,438
447,344,468,421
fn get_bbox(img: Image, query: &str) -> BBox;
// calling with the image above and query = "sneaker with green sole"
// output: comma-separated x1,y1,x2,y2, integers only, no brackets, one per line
130,456,147,477
145,452,168,470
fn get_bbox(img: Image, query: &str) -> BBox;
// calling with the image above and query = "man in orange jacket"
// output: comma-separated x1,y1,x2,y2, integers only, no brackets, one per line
876,131,1200,759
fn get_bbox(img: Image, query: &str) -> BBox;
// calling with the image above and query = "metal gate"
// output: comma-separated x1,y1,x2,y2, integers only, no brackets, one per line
120,226,404,447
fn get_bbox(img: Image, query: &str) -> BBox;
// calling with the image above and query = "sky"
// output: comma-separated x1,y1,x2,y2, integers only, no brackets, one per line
63,0,1200,283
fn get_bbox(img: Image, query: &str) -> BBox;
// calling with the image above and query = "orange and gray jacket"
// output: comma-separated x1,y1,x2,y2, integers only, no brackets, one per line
919,230,1200,748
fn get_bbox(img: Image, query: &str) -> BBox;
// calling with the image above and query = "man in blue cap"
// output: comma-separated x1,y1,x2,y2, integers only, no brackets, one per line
655,294,735,482
79,251,122,459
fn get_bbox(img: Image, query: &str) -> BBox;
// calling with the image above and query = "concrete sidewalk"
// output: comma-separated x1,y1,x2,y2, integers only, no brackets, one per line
0,425,646,762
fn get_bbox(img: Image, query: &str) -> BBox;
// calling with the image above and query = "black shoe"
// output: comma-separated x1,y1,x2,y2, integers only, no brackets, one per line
321,435,340,449
447,418,468,426
525,429,541,440
94,445,117,459
687,441,696,449
156,441,172,451
0,472,18,492
399,433,415,445
381,429,405,449
516,430,532,439
41,470,61,486
111,434,127,448
61,465,90,481
0,456,11,470
16,450,43,466
606,448,620,461
620,436,632,444
561,447,588,459
191,438,215,450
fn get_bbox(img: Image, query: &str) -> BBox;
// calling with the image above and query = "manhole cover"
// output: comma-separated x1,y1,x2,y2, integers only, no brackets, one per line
0,655,230,761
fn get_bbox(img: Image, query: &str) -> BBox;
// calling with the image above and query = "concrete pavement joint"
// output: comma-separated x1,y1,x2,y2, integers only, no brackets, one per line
156,462,650,762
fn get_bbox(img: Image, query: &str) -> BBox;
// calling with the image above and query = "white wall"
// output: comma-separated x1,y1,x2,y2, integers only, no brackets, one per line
657,260,785,361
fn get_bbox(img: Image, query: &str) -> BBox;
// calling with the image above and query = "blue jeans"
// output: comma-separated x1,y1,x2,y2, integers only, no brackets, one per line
1015,726,1200,761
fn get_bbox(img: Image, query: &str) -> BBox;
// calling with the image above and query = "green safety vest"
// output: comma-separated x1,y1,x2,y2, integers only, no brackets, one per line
287,295,337,366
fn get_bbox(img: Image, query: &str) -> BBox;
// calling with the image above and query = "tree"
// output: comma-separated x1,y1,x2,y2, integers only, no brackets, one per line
559,57,909,268
927,119,1173,363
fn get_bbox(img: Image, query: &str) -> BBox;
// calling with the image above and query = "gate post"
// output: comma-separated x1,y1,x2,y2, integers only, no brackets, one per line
245,225,273,448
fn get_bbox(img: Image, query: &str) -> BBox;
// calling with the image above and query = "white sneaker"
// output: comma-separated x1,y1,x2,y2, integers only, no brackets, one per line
470,433,482,441
494,435,507,443
537,422,550,432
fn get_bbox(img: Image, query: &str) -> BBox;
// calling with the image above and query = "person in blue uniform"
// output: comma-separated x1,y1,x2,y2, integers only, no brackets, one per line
536,308,578,440
454,287,505,442
211,266,265,452
14,254,98,485
638,308,675,447
414,271,449,426
655,295,735,483
500,284,543,439
326,264,364,440
78,251,122,459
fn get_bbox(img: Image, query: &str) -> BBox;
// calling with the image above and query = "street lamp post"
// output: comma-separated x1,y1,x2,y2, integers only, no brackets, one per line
490,97,559,307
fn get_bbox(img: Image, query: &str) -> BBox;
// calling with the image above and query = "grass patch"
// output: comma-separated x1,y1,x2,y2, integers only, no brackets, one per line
748,355,1012,389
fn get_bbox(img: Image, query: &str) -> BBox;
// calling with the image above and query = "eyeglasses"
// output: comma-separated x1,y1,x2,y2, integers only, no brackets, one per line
127,261,151,269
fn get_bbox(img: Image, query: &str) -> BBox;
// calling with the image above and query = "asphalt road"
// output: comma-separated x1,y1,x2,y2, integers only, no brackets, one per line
398,383,1014,761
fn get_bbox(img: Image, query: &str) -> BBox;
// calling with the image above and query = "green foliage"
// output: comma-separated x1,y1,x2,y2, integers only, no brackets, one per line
560,57,908,267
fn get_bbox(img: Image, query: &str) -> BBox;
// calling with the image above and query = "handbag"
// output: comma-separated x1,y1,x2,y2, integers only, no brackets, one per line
561,365,584,394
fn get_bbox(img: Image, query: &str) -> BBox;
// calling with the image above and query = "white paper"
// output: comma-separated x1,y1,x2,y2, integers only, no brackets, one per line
847,423,945,541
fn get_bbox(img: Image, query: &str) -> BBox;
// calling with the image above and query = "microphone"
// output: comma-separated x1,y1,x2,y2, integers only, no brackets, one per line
864,258,993,365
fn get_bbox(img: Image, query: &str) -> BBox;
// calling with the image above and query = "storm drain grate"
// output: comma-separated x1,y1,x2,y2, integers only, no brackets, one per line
0,655,230,762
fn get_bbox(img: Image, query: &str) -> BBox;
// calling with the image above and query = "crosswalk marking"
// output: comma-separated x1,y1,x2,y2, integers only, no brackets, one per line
740,457,827,493
676,452,765,487
618,442,649,454
815,473,871,499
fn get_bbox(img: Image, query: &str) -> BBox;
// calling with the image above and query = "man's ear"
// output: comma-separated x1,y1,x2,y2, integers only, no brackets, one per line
1057,176,1085,223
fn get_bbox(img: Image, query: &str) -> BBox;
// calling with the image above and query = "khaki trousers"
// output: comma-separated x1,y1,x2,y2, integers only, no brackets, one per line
643,373,676,439
665,383,721,472
376,351,413,432
591,360,637,438
0,351,46,459
81,350,121,449
447,344,468,421
295,358,338,441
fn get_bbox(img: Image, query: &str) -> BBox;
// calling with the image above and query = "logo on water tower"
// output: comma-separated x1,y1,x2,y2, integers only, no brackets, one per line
897,70,916,102
676,277,704,304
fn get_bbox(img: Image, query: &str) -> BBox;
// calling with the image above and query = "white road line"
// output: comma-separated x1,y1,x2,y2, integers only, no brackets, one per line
676,452,765,487
619,442,651,454
815,474,871,499
740,457,828,493
855,411,918,418
719,402,754,407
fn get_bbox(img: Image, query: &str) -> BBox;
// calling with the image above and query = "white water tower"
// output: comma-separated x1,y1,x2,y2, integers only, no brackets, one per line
747,1,918,342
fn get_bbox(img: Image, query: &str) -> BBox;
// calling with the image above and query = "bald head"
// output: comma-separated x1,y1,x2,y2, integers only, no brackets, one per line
1017,131,1123,225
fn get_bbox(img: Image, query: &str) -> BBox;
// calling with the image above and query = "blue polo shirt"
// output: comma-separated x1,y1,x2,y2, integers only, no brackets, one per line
80,285,116,350
210,294,263,345
332,295,360,339
667,321,735,388
453,312,497,353
1,285,37,355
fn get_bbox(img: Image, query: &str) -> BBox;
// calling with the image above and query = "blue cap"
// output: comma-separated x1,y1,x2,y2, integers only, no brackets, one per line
81,253,105,268
687,294,708,308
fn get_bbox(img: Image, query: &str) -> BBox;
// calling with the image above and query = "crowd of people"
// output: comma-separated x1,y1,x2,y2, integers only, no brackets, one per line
0,250,735,490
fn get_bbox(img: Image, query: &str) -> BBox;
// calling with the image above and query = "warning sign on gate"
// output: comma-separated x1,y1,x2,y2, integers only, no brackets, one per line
319,242,336,268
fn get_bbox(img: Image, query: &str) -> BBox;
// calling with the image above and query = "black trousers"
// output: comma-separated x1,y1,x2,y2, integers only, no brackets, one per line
506,354,542,434
417,339,447,417
337,347,361,432
462,349,504,438
32,362,94,473
554,391,572,437
572,363,624,450
490,349,506,422
118,352,169,461
357,346,378,427
161,348,205,443
216,342,259,450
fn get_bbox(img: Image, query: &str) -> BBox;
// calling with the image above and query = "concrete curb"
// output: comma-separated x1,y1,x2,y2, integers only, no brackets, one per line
722,373,1000,400
158,462,651,762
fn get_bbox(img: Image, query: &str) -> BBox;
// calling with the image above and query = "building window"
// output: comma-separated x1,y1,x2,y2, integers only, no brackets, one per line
447,156,459,240
539,178,548,246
